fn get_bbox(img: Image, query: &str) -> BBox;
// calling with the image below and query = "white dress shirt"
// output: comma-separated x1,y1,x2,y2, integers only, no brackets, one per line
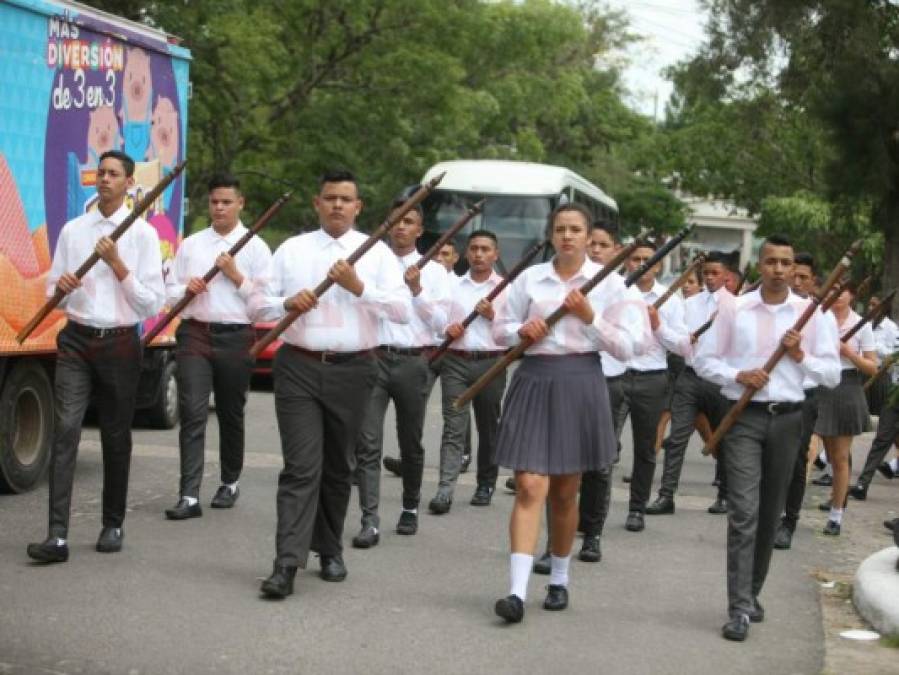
443,270,506,351
47,203,164,327
694,288,841,402
628,279,689,371
872,316,898,361
249,228,410,351
678,287,727,366
166,222,272,324
493,258,650,359
836,309,876,369
378,251,449,347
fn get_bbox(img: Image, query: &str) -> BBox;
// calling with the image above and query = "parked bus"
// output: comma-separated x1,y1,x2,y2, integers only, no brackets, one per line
419,160,617,272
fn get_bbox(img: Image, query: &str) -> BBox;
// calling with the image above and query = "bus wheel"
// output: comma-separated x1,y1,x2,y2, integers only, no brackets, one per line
0,360,54,493
146,359,179,429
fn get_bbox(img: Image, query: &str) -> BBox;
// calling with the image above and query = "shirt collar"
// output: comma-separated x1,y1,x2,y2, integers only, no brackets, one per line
638,279,665,300
209,221,246,245
741,287,796,313
537,257,598,284
89,202,131,227
462,270,502,286
314,227,356,251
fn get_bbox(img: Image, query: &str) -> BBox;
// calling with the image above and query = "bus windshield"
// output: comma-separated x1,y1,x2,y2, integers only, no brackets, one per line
421,191,554,271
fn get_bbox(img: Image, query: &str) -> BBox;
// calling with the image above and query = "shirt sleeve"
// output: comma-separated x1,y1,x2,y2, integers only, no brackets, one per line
655,294,691,357
694,292,740,386
358,245,411,324
47,224,75,309
492,273,529,347
237,238,273,302
119,224,165,319
582,280,651,361
411,264,450,334
165,238,189,307
799,310,841,388
247,242,288,322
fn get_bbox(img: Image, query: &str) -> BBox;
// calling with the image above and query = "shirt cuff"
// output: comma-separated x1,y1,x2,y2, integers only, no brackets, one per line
237,278,253,301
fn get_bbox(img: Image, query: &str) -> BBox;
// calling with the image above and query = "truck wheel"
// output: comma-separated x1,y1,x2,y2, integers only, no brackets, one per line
146,359,179,429
0,360,54,493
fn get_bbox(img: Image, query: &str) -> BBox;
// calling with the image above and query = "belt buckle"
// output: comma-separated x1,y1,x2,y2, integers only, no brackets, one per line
321,351,334,364
97,327,108,339
766,402,778,415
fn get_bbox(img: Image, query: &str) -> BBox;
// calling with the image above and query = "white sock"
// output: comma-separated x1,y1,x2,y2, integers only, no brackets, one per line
549,554,571,587
183,496,198,506
403,508,418,515
55,537,67,546
818,450,829,467
510,552,533,600
889,458,899,472
225,481,239,493
829,507,844,524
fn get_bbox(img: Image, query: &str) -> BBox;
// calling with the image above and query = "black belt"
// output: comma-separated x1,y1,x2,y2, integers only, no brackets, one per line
67,321,137,339
183,319,251,333
377,345,428,356
626,368,668,376
447,349,506,361
744,400,803,415
287,345,372,364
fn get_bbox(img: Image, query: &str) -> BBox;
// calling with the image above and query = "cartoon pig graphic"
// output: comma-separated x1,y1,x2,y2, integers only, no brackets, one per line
119,47,153,161
146,96,180,212
86,105,121,164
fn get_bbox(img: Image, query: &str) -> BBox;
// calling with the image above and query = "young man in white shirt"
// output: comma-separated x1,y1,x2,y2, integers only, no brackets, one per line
694,234,840,641
250,170,410,597
352,199,449,546
164,174,272,520
27,150,165,562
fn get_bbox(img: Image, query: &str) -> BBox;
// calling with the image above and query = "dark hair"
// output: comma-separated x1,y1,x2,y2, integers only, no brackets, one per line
319,168,357,190
389,199,423,219
546,203,592,236
207,173,241,193
762,234,793,250
440,240,459,251
467,229,498,245
794,252,815,272
704,250,729,265
633,237,658,252
592,220,620,243
98,150,135,177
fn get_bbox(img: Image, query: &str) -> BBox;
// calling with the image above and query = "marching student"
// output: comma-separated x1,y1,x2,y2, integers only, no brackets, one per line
491,203,648,624
694,234,840,641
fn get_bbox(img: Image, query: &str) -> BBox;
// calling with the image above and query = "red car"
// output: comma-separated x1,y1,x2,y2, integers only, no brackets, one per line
252,322,282,375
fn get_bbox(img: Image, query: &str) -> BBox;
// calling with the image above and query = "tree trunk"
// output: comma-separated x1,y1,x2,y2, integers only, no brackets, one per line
877,190,899,319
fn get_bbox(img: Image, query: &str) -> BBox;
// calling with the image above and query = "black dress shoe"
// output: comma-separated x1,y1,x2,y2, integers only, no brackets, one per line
165,498,202,520
261,562,297,598
460,453,471,474
26,537,69,563
470,484,494,506
749,598,765,623
823,520,841,536
351,526,380,549
707,497,728,514
625,511,645,532
579,534,601,563
543,584,569,611
622,474,632,484
813,455,826,470
877,462,896,479
396,510,418,535
722,614,750,641
211,485,239,509
645,496,675,515
812,474,833,486
383,456,403,477
533,551,551,575
504,476,516,493
495,594,524,623
886,519,897,532
818,500,832,511
773,524,793,550
96,527,123,553
428,493,452,515
319,554,348,582
849,484,868,500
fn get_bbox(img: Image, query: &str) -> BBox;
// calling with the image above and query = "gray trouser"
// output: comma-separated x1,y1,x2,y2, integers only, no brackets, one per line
273,347,377,567
356,350,434,529
857,401,899,487
622,370,669,513
781,388,820,529
175,321,253,498
722,405,801,618
657,368,727,499
436,353,506,497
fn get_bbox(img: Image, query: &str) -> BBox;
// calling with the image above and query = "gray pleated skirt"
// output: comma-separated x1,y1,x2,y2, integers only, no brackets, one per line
495,353,617,475
814,369,870,437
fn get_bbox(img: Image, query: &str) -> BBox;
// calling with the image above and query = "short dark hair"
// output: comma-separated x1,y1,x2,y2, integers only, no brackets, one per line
98,150,135,177
794,252,815,272
633,237,658,252
592,221,620,243
547,203,592,235
467,229,498,246
207,173,241,193
319,169,357,190
705,250,729,265
390,198,423,219
440,240,459,251
762,234,793,250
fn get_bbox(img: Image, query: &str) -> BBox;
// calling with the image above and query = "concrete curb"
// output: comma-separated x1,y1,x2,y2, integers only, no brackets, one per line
853,547,899,637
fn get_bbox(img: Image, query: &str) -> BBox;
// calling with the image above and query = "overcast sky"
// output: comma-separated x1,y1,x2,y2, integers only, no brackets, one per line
604,0,708,118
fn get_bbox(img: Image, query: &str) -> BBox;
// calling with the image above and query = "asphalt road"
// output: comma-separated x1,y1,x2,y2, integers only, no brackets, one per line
2,376,888,674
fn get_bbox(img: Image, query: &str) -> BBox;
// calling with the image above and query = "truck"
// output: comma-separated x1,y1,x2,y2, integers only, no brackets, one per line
0,0,191,492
